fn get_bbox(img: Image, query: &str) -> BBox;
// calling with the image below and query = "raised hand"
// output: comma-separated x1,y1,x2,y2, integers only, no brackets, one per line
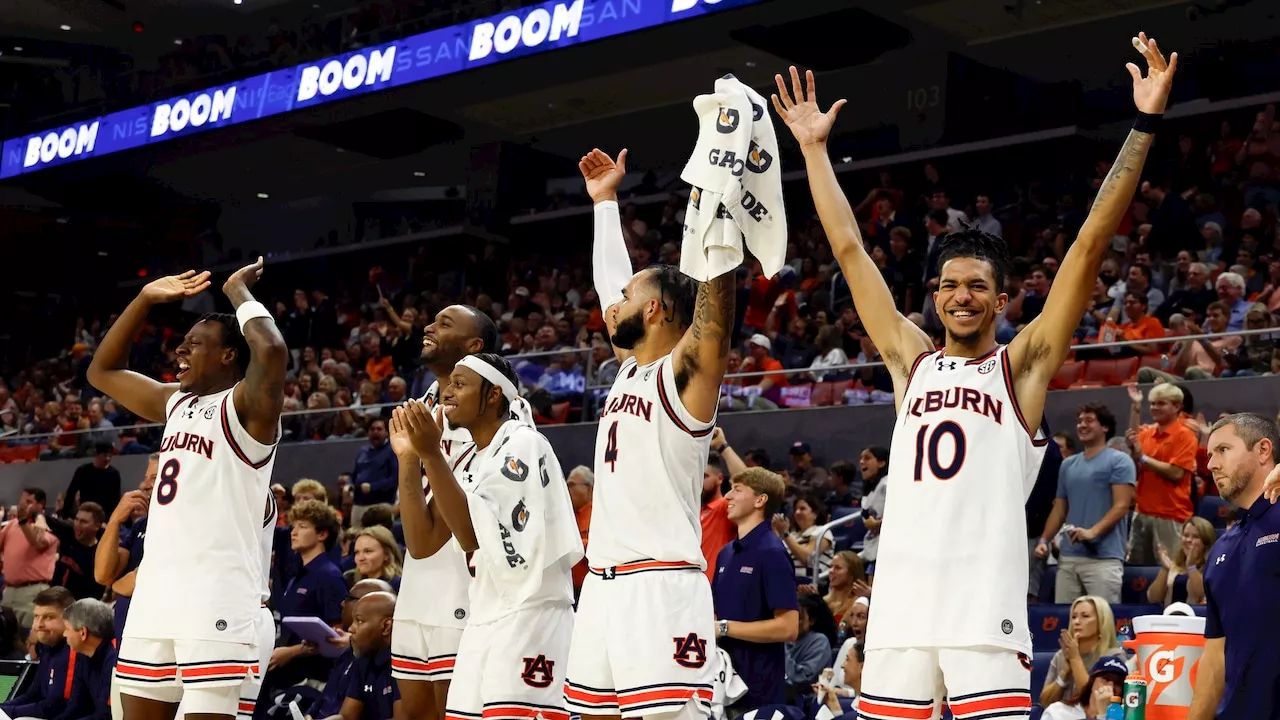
388,408,417,458
140,270,211,304
579,148,628,204
223,256,265,301
1127,384,1143,406
1127,32,1178,115
400,400,443,460
110,490,148,525
771,66,847,149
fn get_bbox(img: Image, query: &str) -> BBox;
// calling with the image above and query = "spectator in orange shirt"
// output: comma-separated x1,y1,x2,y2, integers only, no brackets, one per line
1124,383,1199,565
699,448,735,583
363,333,395,384
566,466,593,597
741,334,788,391
1107,292,1167,357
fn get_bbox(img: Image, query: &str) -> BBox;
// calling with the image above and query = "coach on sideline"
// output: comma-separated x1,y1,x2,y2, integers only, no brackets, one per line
1188,413,1280,720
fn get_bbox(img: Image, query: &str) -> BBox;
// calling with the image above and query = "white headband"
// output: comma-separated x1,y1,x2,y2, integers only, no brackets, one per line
853,597,870,608
457,355,518,403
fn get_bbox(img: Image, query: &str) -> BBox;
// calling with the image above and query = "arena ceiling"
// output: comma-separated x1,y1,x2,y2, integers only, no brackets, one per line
1,0,1275,214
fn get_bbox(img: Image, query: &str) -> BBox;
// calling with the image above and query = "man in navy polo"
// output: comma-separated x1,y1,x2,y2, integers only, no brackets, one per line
1189,413,1280,720
338,592,399,720
1,587,76,720
712,467,799,713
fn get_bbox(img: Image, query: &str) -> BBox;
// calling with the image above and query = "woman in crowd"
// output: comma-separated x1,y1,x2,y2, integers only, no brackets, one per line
1041,656,1131,720
343,525,404,590
1038,596,1126,707
786,595,835,697
814,642,864,719
824,551,867,627
808,325,850,382
1147,516,1215,607
856,447,889,573
777,492,834,583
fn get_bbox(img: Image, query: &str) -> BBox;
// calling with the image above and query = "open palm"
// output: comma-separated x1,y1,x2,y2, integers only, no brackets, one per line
771,66,847,149
579,148,628,204
141,270,211,304
1127,32,1178,115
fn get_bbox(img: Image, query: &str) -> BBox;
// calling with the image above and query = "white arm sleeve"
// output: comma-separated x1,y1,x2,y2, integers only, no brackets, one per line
593,200,632,310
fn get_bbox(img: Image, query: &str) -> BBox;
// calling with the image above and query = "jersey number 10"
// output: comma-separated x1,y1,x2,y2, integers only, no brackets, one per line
913,421,967,482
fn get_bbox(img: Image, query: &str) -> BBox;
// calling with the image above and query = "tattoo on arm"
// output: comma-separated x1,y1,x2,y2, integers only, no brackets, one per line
241,319,288,420
1093,130,1153,206
678,274,735,389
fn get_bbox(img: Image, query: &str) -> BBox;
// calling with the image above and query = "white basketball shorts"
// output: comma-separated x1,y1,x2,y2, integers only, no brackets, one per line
391,619,463,682
858,646,1033,720
445,602,573,720
564,563,714,718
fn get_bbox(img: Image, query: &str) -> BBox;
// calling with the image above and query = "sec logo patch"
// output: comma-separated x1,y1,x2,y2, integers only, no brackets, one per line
978,358,997,375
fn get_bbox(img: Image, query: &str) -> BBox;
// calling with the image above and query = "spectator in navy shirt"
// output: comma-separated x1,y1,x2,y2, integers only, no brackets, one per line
92,459,154,640
311,579,394,720
712,467,800,712
350,419,398,527
337,592,399,720
49,503,105,601
269,500,347,692
57,599,116,720
1,586,75,720
1190,413,1280,720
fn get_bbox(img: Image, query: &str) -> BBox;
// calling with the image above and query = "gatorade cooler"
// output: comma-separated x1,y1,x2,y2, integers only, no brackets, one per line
1121,609,1205,720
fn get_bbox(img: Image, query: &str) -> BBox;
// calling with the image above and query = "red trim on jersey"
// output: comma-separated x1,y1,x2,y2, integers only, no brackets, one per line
391,655,455,674
63,651,77,699
906,351,935,385
999,349,1049,446
617,685,712,709
588,559,701,576
857,698,935,719
220,396,275,469
167,393,197,419
964,345,1000,366
238,701,257,715
114,661,178,679
180,662,256,679
654,360,713,437
563,682,619,706
451,446,476,471
482,706,570,720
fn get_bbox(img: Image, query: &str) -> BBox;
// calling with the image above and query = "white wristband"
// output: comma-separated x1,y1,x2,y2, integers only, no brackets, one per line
1055,676,1068,688
235,300,272,333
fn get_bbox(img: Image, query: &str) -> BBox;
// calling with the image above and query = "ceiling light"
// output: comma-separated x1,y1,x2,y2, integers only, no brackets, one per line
174,39,183,45
13,46,22,52
60,24,71,31
413,171,425,177
234,0,243,5
256,192,269,199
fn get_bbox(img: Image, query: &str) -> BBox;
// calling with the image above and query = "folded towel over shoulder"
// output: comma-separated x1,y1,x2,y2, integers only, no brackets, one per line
680,74,787,282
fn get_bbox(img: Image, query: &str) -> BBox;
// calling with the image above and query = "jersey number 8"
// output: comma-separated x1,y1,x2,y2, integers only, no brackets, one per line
157,458,181,505
913,421,966,482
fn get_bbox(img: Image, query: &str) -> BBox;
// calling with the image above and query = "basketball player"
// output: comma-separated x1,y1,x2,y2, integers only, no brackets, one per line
88,258,287,720
391,353,581,720
391,304,503,720
772,35,1176,716
563,163,737,718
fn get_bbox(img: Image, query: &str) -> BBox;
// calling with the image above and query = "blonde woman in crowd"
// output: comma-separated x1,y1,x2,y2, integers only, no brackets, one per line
1147,516,1215,607
1038,596,1126,707
824,551,869,626
344,525,404,590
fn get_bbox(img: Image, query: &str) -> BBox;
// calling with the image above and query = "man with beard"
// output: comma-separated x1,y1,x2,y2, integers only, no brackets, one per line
391,304,531,720
1190,414,1280,720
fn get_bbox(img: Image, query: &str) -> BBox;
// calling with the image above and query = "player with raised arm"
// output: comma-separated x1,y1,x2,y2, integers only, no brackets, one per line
390,353,581,720
88,258,288,720
563,150,736,720
773,34,1176,717
390,303,513,720
579,147,634,364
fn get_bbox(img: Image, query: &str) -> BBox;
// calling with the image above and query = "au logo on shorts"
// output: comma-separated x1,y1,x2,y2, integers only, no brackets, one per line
521,655,555,688
672,633,708,669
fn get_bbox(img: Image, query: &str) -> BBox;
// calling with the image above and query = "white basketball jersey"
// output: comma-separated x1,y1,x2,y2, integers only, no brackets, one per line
589,355,713,568
260,492,277,603
866,346,1047,654
394,382,473,629
125,385,277,643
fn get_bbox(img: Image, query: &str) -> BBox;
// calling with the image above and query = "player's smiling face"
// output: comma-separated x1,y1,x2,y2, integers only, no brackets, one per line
934,257,1007,347
422,305,480,366
441,366,499,430
175,320,232,392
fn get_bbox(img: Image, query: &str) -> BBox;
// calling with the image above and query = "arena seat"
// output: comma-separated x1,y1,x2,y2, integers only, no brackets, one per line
1075,358,1141,387
1197,495,1232,529
829,507,864,550
1121,566,1161,604
1037,564,1058,604
1030,651,1056,703
1050,361,1085,390
1138,354,1167,372
811,380,853,407
1029,604,1070,651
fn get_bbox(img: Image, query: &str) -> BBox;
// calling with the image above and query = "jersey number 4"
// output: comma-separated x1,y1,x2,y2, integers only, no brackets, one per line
157,458,181,504
913,421,966,482
604,421,620,472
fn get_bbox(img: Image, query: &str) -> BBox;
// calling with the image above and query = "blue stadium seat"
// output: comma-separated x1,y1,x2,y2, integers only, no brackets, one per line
1122,566,1161,604
1037,564,1058,604
1197,495,1232,529
829,507,865,549
1028,605,1069,651
1030,651,1056,704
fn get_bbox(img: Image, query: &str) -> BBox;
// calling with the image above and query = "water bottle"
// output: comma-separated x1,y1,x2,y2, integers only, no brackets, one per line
1105,696,1125,720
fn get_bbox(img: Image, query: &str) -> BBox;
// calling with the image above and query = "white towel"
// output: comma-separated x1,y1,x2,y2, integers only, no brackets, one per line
679,74,787,281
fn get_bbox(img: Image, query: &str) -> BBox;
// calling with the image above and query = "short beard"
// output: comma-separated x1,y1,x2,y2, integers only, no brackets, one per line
1218,469,1252,504
611,310,646,350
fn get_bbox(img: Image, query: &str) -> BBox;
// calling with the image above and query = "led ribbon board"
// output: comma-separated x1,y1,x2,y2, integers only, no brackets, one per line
2,0,761,179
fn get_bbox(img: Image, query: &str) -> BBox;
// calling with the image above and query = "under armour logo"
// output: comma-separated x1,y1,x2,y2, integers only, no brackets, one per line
1216,554,1227,565
364,685,373,693
937,359,957,371
602,567,617,580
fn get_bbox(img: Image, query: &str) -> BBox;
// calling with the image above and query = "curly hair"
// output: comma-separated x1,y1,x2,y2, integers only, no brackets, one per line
934,222,1011,289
